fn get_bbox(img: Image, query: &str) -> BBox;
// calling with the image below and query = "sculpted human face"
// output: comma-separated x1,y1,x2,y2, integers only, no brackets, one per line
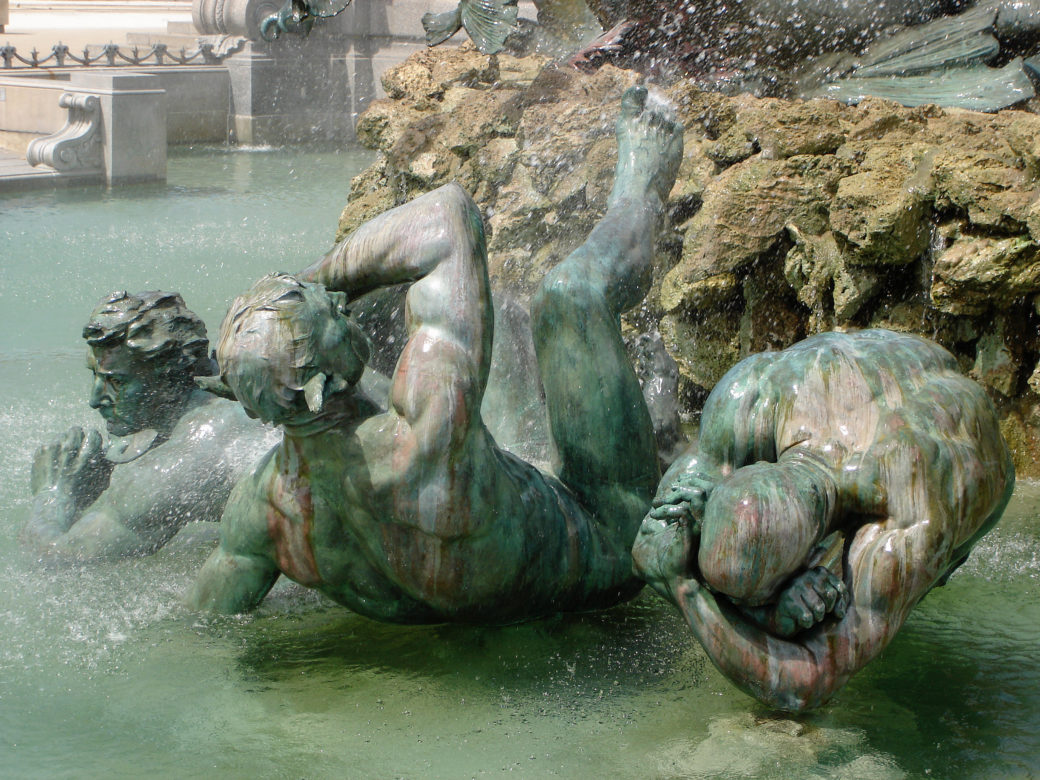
87,345,183,436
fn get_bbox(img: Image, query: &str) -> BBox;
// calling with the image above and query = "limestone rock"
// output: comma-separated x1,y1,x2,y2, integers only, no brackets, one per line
439,89,521,157
354,100,430,154
1025,197,1040,243
382,59,441,105
471,137,521,188
930,235,1040,315
829,142,935,266
972,326,1019,397
1030,359,1040,396
429,46,502,89
669,131,716,213
704,96,847,164
931,112,1040,232
381,43,515,105
863,299,927,334
660,307,742,401
336,158,401,239
341,46,1040,477
517,66,638,199
783,225,879,329
338,177,399,238
739,261,808,358
662,155,845,312
1000,110,1040,177
999,401,1040,479
839,98,939,144
486,164,552,258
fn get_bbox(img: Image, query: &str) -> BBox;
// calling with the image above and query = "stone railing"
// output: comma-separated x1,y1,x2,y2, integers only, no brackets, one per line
8,72,167,184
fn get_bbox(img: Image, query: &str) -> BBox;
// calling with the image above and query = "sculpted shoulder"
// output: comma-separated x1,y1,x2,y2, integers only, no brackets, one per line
319,408,410,496
129,392,280,485
176,392,277,442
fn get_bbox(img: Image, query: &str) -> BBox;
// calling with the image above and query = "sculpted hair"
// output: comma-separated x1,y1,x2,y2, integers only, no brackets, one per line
83,290,212,378
214,273,370,417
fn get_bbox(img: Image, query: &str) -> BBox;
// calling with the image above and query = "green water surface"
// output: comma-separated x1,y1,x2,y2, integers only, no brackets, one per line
0,148,1038,779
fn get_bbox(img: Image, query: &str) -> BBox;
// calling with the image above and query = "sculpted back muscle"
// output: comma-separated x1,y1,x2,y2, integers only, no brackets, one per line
301,418,609,622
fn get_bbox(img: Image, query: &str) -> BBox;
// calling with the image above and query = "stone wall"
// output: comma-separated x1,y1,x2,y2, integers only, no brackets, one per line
0,67,229,149
337,44,1040,476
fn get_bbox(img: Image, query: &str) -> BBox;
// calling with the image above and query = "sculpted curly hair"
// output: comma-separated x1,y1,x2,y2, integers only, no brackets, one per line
83,290,212,379
214,273,370,420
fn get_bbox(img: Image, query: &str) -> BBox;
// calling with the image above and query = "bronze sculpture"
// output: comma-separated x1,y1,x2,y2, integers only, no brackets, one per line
187,86,683,619
25,291,277,560
633,329,1014,712
184,91,1013,714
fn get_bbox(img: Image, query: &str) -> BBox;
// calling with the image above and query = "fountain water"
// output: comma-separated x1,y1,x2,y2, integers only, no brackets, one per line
2,141,1039,777
0,1,989,776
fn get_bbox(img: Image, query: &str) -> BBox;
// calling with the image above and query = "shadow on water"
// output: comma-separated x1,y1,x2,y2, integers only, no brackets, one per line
179,482,1040,779
804,490,1040,780
835,577,1040,780
224,593,702,701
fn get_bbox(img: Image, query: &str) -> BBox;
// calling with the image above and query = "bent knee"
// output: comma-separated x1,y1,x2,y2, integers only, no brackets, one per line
698,521,788,605
698,497,814,605
532,262,607,327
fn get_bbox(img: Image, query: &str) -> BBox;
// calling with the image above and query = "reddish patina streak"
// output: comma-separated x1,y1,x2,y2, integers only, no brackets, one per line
267,442,322,587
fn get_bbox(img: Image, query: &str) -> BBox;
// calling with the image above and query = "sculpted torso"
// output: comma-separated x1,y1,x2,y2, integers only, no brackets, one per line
26,391,277,560
109,395,276,546
237,395,609,624
25,287,279,562
191,88,682,623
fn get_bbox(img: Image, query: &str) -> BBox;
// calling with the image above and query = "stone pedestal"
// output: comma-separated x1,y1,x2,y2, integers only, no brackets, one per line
226,39,354,145
71,73,166,184
193,0,489,145
193,0,282,39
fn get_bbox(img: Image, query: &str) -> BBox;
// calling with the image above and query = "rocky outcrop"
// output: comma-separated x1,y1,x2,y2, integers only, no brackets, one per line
338,44,1040,476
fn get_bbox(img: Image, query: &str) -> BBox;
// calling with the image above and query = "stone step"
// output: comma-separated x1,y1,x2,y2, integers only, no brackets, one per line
0,146,101,191
125,30,204,47
11,1,191,11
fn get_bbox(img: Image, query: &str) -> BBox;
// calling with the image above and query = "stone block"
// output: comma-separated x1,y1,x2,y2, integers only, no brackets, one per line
0,77,69,135
226,41,355,144
69,72,166,184
155,68,231,144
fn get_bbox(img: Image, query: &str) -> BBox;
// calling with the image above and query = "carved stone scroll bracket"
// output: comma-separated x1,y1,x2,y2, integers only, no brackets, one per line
26,93,103,173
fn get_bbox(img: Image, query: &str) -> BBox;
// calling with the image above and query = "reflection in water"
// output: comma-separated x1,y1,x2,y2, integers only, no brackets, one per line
1,149,1038,778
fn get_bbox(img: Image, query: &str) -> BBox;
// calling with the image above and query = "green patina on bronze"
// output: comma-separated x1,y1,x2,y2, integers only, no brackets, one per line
633,328,1015,713
182,85,1013,715
188,86,682,623
24,291,276,561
